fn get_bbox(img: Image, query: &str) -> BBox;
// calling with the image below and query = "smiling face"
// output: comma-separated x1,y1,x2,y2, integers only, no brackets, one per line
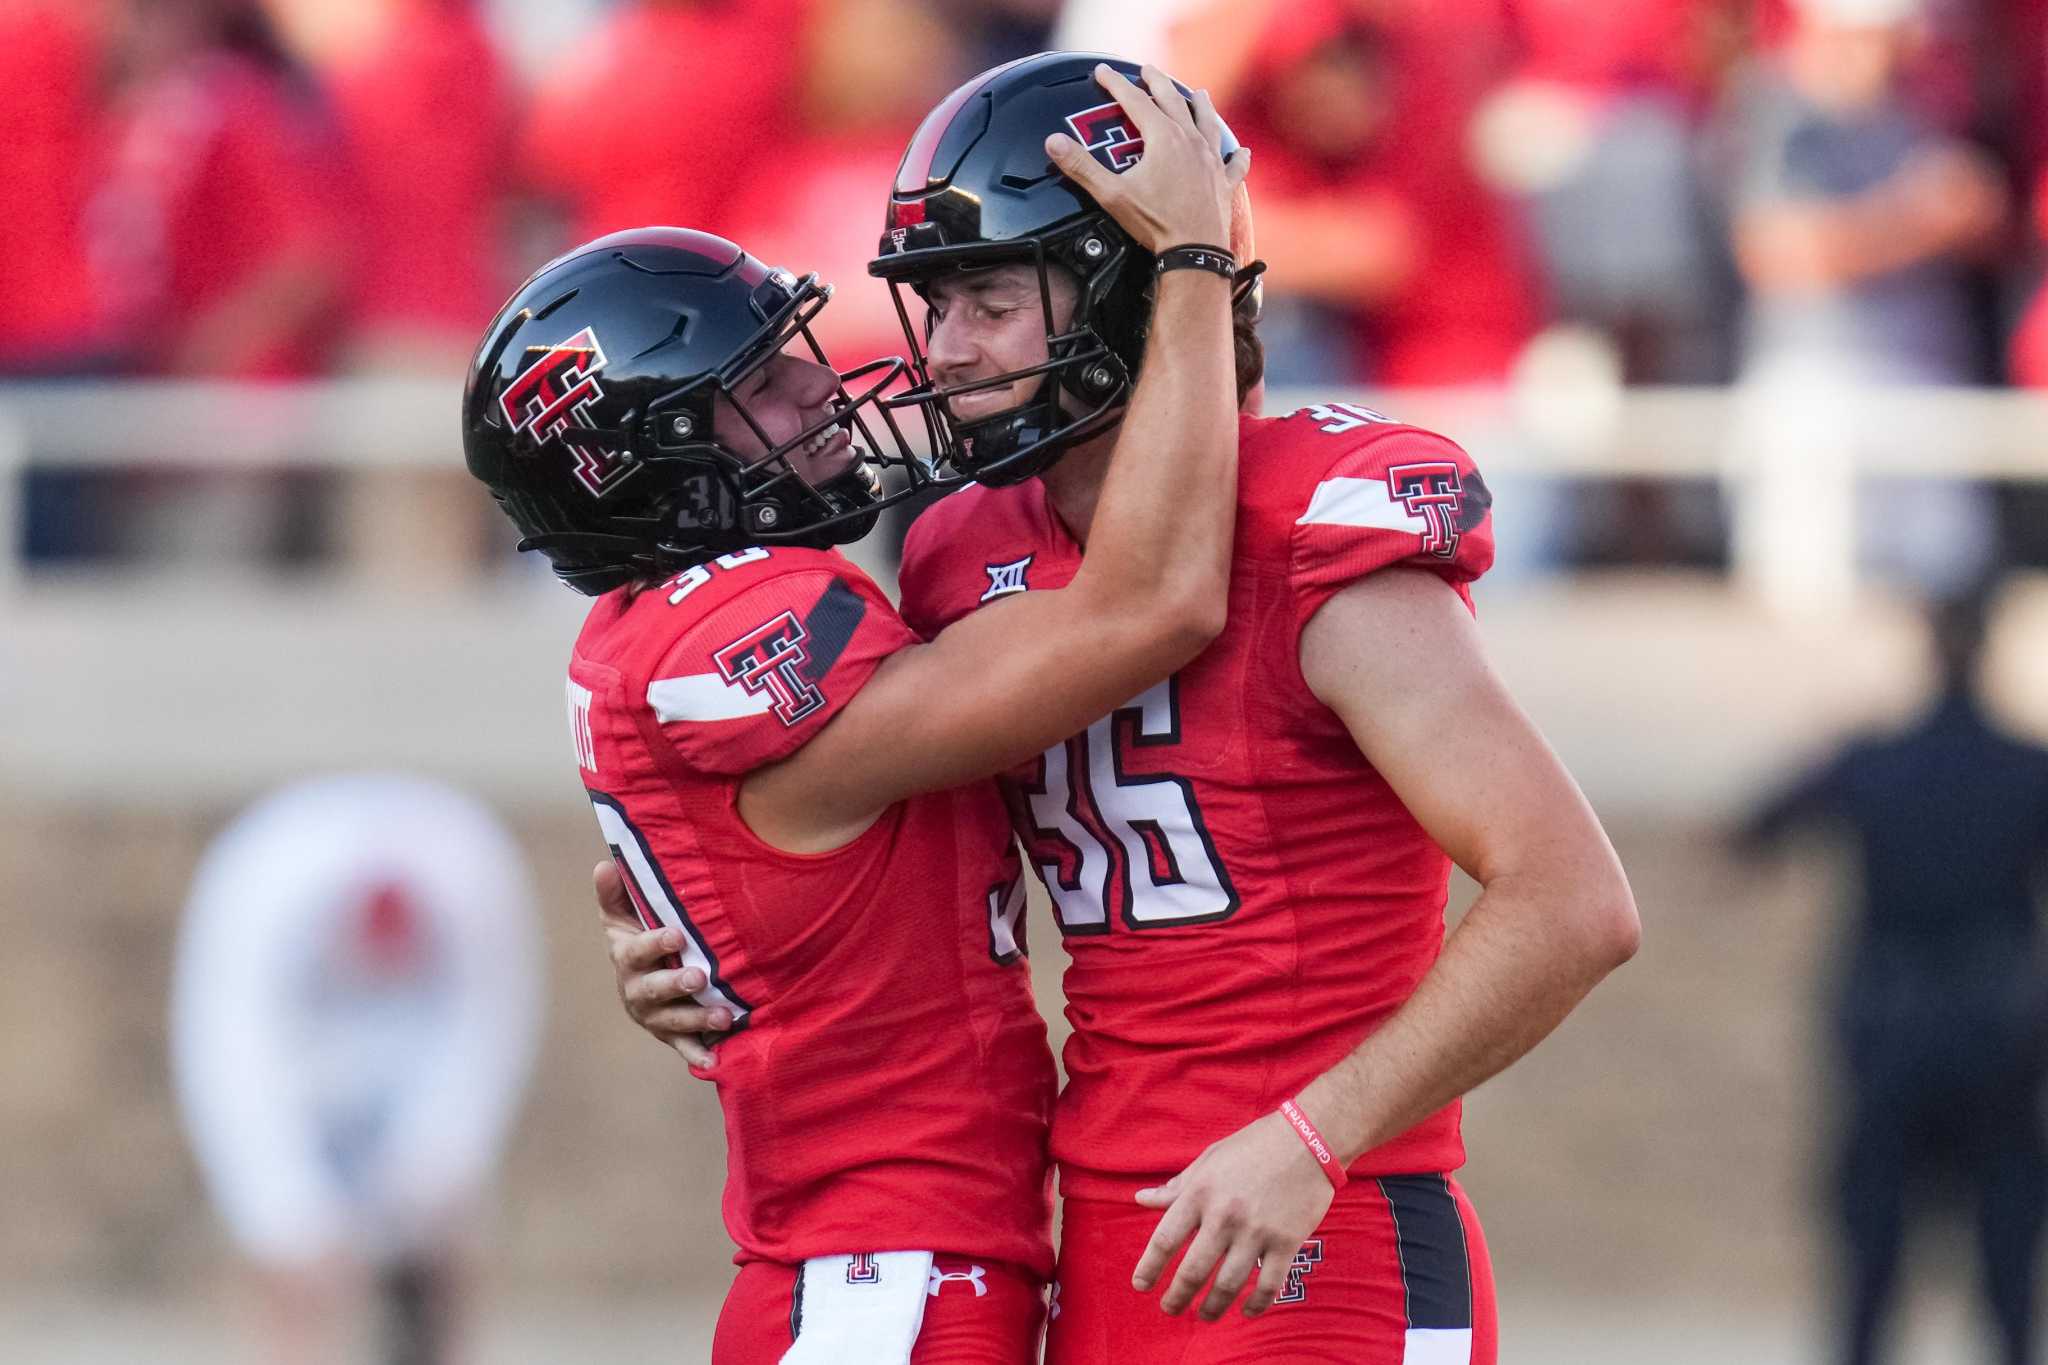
710,350,857,486
921,263,1081,424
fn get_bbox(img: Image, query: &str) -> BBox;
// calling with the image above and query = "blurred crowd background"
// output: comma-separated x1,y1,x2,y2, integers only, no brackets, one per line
7,1,2048,1362
6,0,2047,575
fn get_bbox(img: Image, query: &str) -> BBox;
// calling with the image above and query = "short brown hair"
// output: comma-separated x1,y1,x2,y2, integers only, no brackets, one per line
1231,299,1265,409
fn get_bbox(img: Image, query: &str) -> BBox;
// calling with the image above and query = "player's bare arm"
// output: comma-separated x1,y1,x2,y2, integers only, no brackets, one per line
1132,568,1639,1320
740,64,1251,852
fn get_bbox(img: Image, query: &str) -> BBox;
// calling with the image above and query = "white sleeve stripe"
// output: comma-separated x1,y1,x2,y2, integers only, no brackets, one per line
1295,476,1421,533
646,672,773,723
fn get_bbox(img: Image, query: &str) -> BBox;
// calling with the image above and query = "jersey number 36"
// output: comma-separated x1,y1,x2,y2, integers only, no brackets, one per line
1010,678,1239,933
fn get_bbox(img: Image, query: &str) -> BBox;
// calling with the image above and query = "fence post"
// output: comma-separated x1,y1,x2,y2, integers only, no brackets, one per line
1727,360,1858,614
0,411,24,602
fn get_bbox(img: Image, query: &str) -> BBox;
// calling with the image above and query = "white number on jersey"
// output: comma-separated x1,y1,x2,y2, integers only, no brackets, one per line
588,792,752,1026
987,872,1027,964
1297,402,1394,436
664,547,773,605
1015,678,1239,932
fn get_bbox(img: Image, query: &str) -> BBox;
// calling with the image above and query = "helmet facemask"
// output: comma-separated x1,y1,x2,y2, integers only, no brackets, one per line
503,268,949,586
873,216,1150,488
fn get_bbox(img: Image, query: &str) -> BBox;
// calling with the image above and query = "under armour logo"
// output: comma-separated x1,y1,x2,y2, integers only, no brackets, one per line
1274,1239,1324,1305
927,1264,988,1297
1387,462,1464,559
1047,1282,1062,1322
981,555,1033,603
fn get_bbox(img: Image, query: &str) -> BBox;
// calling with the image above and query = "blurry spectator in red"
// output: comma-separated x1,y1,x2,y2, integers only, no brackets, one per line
2014,168,2048,386
720,0,970,372
90,0,353,379
1708,0,2010,592
270,0,521,585
520,0,810,250
271,0,518,369
1180,0,1540,387
0,0,115,374
1471,0,1745,383
77,0,353,565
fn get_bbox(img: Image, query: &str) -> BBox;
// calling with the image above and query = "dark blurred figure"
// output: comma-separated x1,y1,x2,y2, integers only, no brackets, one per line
1177,0,1541,387
1740,578,2048,1365
519,0,809,250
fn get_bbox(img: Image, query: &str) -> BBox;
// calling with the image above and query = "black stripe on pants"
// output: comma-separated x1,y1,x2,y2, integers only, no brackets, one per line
1378,1174,1473,1331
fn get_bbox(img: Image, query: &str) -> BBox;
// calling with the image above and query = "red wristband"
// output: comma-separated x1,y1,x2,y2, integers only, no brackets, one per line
1278,1098,1348,1191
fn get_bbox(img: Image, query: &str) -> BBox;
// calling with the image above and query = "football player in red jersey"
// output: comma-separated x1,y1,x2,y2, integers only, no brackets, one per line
872,55,1639,1364
609,51,1639,1363
467,65,1249,1365
609,52,1639,1364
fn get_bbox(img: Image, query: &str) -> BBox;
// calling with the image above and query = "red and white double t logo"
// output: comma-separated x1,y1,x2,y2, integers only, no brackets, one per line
1387,462,1465,560
714,612,824,726
1065,101,1145,171
497,326,638,496
1275,1238,1324,1305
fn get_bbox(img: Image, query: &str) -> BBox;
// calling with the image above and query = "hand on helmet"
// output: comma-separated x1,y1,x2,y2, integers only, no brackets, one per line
1043,64,1250,256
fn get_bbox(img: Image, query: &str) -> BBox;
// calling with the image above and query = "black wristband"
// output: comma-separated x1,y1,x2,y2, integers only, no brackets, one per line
1155,244,1238,281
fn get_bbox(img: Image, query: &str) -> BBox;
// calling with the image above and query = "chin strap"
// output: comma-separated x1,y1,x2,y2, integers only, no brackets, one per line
1231,259,1268,316
515,530,652,557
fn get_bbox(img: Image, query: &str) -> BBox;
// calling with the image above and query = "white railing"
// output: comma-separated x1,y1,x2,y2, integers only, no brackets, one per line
1,378,2042,607
3,379,2042,809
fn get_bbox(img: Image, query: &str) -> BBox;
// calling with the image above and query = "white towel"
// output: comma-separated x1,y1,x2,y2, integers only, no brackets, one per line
780,1251,934,1365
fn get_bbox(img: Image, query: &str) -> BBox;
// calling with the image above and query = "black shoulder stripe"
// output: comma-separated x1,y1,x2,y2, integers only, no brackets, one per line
1458,470,1493,531
799,578,867,684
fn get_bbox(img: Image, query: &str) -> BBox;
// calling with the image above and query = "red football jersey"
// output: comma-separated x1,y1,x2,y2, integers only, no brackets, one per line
897,407,1494,1202
568,546,1056,1274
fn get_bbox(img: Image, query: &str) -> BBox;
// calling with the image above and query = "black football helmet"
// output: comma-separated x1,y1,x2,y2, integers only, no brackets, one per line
869,52,1259,487
464,227,943,595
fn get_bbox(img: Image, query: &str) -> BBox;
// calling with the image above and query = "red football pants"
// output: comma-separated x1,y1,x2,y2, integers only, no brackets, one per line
1046,1174,1496,1364
714,1253,1046,1364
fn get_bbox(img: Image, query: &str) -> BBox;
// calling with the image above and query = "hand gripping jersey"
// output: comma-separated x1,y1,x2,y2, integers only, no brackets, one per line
898,406,1494,1201
568,547,1057,1273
